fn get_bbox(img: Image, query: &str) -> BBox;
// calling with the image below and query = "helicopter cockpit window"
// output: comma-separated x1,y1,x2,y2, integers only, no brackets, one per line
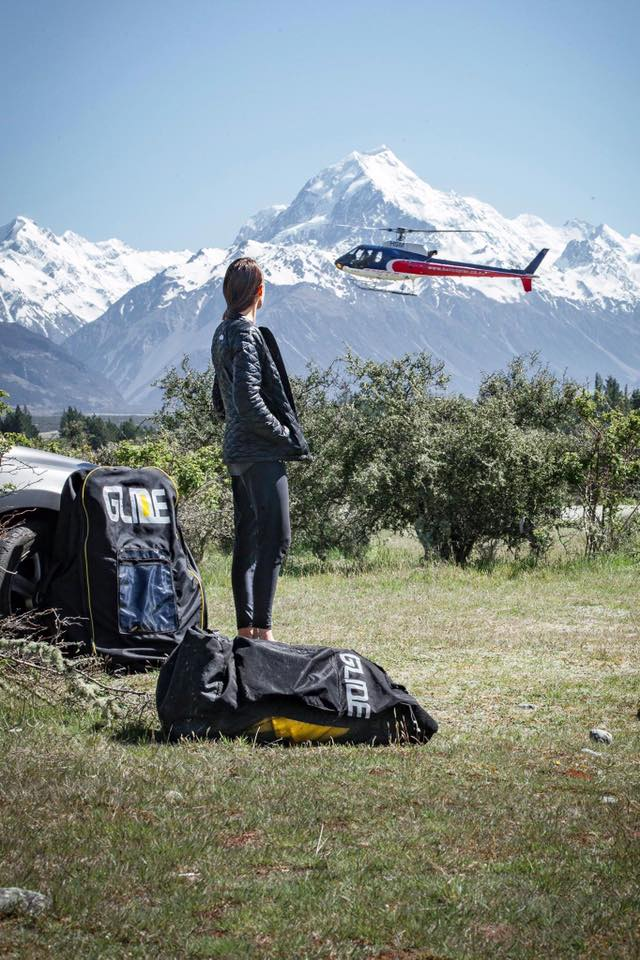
353,248,365,260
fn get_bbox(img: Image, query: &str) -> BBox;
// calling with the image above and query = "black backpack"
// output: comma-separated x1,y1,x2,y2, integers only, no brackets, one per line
156,627,438,744
42,465,206,667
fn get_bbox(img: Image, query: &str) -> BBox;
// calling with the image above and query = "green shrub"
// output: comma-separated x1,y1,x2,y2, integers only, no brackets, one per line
289,352,448,558
563,392,640,556
414,396,569,564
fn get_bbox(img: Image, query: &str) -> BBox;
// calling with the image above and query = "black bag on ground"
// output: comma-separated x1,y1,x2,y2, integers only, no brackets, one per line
156,627,438,744
42,466,206,666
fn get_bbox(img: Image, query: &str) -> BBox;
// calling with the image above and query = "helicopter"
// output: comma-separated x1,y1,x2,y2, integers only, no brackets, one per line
334,227,549,295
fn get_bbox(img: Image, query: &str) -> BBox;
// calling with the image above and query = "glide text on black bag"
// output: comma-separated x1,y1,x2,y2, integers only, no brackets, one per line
157,628,438,745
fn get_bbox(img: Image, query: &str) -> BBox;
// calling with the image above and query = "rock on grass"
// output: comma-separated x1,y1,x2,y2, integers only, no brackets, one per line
589,728,613,745
0,887,52,918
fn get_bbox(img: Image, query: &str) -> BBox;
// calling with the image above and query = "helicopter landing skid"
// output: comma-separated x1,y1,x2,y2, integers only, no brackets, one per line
354,281,418,297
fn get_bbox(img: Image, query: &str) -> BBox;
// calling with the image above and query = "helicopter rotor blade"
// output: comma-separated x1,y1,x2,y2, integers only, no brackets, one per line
387,228,490,235
335,224,382,232
336,224,490,236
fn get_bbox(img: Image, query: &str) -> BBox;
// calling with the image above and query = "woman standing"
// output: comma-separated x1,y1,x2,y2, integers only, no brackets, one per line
211,258,310,641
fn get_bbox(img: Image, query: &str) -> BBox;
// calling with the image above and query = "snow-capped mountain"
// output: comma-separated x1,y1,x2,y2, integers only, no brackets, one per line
0,216,192,340
60,147,640,407
65,247,226,404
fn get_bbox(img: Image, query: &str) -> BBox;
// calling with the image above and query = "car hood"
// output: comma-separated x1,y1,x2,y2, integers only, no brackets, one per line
0,444,95,515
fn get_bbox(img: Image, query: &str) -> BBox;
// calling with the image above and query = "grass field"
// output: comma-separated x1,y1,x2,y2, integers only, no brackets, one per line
1,541,639,959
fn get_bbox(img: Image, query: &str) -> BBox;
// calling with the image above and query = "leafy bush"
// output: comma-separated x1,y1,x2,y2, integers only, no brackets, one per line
289,352,448,558
478,354,578,431
7,349,638,570
563,392,640,555
292,354,570,565
414,396,569,564
153,357,222,449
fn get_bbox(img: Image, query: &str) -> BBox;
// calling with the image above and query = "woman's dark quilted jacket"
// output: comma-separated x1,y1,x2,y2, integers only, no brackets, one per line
211,314,310,464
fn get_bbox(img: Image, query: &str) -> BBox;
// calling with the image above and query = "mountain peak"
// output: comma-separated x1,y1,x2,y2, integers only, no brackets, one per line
238,145,443,247
336,144,419,186
0,215,45,244
347,144,395,163
348,146,429,198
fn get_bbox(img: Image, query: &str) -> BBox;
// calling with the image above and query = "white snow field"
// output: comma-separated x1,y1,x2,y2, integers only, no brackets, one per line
0,215,194,340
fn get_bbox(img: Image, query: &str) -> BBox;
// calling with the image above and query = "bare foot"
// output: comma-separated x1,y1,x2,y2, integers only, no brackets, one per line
237,627,255,639
255,628,274,642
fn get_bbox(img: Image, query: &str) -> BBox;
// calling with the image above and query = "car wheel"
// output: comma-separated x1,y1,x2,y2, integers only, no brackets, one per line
0,517,55,616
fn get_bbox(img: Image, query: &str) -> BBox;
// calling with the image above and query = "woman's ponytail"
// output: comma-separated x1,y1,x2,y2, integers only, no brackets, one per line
222,257,263,321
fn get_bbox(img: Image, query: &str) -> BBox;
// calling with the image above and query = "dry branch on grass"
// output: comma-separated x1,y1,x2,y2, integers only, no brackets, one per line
0,609,154,724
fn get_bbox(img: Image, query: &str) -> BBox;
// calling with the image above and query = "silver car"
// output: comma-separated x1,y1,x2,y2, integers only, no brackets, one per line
0,444,94,614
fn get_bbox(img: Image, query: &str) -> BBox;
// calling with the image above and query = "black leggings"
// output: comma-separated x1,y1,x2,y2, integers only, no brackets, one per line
231,461,291,630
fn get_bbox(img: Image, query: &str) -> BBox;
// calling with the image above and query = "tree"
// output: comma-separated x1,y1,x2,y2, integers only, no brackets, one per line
0,390,11,461
593,373,633,413
57,409,149,452
118,418,142,440
0,404,39,438
59,407,89,448
604,375,624,411
413,396,568,564
153,357,221,450
563,393,640,555
631,389,640,412
288,352,449,558
84,414,115,450
478,354,577,431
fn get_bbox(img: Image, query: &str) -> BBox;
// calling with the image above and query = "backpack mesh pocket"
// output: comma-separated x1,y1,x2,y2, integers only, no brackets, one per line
117,548,178,634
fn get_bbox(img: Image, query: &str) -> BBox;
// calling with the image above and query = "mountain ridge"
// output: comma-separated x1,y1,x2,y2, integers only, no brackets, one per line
0,215,193,340
8,147,640,409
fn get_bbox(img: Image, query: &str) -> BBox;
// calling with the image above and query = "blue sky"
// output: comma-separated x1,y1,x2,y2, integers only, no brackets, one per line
2,0,638,250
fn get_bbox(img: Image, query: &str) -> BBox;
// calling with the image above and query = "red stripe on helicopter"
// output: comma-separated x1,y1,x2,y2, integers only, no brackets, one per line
390,260,519,279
